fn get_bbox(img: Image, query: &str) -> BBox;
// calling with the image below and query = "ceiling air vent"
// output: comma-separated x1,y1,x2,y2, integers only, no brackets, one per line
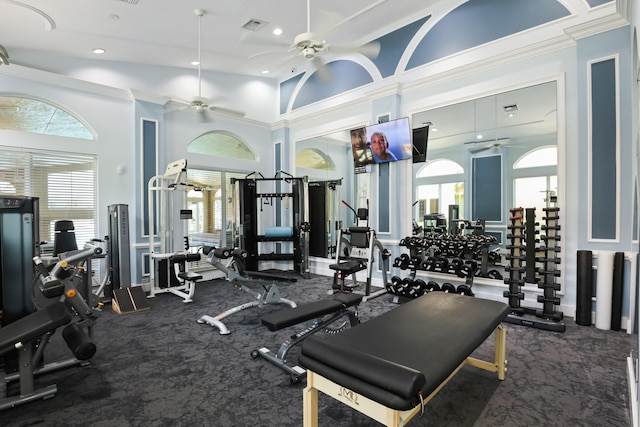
115,0,139,4
242,19,267,31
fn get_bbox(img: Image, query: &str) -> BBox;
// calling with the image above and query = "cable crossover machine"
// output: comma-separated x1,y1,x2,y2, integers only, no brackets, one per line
232,171,310,280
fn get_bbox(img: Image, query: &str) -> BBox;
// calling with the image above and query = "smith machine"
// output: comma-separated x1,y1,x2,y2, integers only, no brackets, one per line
233,172,310,279
147,159,203,303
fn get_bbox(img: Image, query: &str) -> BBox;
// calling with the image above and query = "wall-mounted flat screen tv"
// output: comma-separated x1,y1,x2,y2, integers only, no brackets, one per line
365,117,413,164
412,125,429,163
350,117,413,173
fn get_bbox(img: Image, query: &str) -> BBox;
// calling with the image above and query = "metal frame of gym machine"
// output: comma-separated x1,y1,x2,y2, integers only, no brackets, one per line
147,159,202,303
330,200,390,302
232,172,310,279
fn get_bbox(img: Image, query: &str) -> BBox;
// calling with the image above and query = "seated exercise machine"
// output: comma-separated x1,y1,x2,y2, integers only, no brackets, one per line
299,292,510,427
330,200,391,301
197,246,296,335
251,292,362,384
148,159,203,303
0,246,102,411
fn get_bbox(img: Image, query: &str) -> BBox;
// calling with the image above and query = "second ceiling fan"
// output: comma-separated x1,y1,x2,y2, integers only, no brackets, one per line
166,9,245,121
241,0,381,79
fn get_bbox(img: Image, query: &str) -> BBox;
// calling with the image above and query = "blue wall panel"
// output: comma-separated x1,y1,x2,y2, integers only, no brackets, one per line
406,0,569,70
142,119,157,236
292,61,373,110
372,16,430,78
590,58,617,239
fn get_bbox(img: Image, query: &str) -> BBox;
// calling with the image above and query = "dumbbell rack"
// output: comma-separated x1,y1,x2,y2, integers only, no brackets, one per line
503,207,565,332
536,206,564,327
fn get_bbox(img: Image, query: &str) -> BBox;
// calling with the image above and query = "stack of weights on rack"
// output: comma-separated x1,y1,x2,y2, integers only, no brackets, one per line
537,206,563,322
503,208,527,313
504,206,565,332
387,232,486,300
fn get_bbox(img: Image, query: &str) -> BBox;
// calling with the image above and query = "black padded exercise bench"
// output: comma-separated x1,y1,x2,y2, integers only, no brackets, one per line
252,293,362,383
0,303,72,409
298,292,510,426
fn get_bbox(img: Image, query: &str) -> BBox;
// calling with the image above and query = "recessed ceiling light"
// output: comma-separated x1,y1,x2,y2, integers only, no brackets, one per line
191,60,200,66
273,28,283,35
92,48,105,54
262,70,269,74
476,134,483,140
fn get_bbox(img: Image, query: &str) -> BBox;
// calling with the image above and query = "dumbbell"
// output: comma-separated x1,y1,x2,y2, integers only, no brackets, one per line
406,280,425,298
398,278,414,296
456,284,474,296
388,276,402,294
421,257,435,271
398,253,411,270
426,281,440,292
410,279,428,298
441,282,456,293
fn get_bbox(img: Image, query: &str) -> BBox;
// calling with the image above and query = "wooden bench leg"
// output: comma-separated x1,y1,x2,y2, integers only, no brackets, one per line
495,324,507,380
303,371,319,427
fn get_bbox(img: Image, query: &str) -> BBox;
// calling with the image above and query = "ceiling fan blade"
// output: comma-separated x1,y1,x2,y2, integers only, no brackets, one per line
469,145,492,154
326,41,380,59
165,99,190,114
197,109,213,123
248,49,288,60
207,105,246,117
310,56,332,82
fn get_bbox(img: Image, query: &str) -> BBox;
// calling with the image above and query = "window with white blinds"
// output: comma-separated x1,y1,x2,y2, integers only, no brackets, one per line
0,148,97,246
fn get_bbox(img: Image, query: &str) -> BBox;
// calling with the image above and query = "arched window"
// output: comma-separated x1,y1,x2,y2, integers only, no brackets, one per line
415,159,465,224
416,159,464,177
295,148,334,170
512,146,558,211
187,131,256,160
514,146,557,169
0,96,94,140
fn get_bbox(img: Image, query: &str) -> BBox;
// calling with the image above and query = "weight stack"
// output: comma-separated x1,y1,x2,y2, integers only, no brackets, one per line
576,250,593,326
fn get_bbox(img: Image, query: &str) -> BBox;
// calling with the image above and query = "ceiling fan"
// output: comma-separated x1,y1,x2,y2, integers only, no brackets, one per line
241,0,380,79
166,9,245,121
466,138,511,154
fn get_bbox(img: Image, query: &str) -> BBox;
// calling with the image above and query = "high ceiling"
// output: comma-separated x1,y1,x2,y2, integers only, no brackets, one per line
0,0,438,80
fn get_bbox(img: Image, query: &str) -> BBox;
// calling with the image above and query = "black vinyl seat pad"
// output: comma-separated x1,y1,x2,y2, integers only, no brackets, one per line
299,292,510,410
0,303,71,355
261,293,362,331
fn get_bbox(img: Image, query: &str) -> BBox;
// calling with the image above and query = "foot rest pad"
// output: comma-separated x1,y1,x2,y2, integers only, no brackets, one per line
262,293,362,332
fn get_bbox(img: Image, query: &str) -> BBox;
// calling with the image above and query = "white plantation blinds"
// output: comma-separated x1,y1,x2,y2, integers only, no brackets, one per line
0,148,97,246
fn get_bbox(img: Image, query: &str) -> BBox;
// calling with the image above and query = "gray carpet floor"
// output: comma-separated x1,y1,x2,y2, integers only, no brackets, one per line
0,273,633,427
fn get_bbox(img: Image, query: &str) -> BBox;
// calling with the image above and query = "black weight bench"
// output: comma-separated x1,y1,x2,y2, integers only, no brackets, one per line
299,292,510,426
0,303,72,410
251,293,362,383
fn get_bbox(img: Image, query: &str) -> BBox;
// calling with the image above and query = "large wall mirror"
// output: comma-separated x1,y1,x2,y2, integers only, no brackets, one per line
411,80,558,283
296,133,353,259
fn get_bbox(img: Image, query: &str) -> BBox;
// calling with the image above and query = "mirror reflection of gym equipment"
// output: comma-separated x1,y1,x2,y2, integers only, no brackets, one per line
329,200,391,301
147,159,203,303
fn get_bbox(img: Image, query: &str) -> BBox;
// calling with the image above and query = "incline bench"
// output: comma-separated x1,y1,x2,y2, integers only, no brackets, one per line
298,292,510,426
252,293,362,384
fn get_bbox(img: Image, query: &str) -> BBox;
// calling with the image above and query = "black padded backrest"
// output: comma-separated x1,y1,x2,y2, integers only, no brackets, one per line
348,227,369,248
